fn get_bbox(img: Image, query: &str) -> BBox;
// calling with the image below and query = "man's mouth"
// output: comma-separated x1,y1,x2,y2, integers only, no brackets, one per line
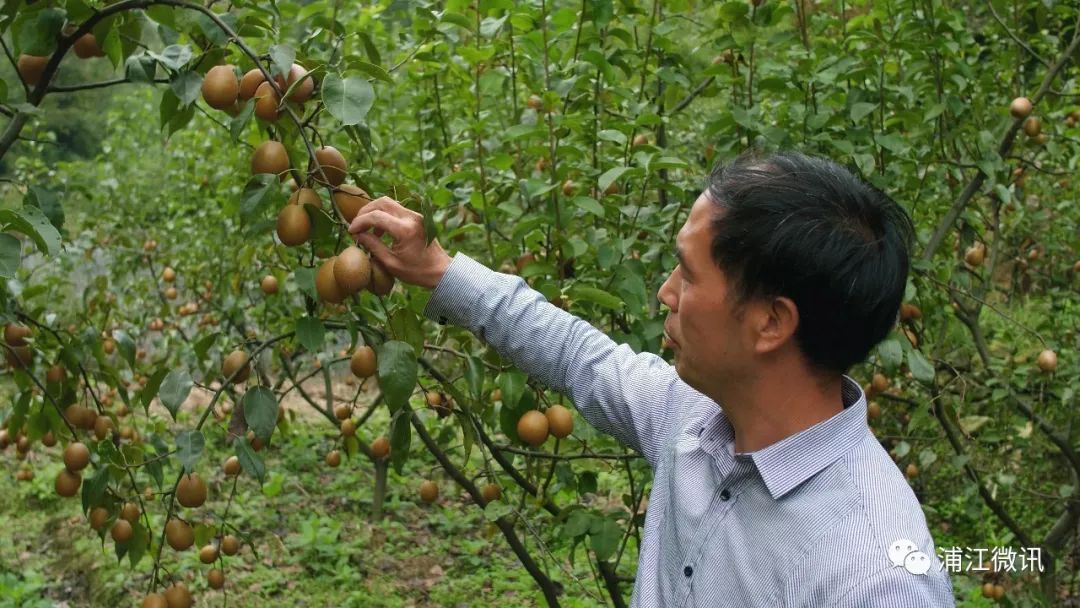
662,331,678,350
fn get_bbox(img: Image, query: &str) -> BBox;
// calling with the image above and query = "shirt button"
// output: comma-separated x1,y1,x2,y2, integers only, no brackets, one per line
684,565,693,577
720,489,731,501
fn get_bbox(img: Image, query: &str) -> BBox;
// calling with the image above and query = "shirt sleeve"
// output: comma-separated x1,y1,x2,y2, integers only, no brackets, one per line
836,565,955,608
422,252,702,468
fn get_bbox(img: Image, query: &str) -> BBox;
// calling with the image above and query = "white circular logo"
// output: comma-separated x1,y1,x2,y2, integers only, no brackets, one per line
888,538,919,567
903,551,931,575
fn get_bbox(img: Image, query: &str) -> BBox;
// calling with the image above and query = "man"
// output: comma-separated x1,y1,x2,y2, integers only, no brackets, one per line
348,151,955,607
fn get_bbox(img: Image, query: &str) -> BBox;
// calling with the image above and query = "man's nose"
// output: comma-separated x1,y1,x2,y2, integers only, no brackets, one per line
658,274,676,312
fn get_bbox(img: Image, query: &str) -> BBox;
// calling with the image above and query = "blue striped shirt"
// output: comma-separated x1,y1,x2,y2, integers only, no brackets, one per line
424,253,956,607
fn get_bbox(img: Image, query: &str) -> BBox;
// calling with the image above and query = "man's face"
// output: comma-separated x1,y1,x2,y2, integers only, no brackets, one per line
657,191,749,394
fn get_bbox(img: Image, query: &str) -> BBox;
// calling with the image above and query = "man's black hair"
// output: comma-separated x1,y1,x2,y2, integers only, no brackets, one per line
706,150,913,375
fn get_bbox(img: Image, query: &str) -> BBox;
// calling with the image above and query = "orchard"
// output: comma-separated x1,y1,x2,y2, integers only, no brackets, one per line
0,1,1077,607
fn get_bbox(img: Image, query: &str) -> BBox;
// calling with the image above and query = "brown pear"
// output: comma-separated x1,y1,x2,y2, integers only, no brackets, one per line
1009,97,1033,119
17,54,49,87
517,410,549,447
285,63,314,103
368,258,394,296
251,140,290,177
311,146,347,186
201,65,239,110
260,275,279,295
221,350,251,383
333,184,372,223
73,34,105,58
4,322,31,346
238,68,265,100
316,258,346,303
254,81,282,122
288,187,322,208
176,473,207,508
544,405,574,439
276,204,311,246
165,518,194,550
350,345,377,378
333,246,372,294
370,436,390,459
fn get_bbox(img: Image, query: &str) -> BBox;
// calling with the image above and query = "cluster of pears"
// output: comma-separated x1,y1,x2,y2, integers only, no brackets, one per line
516,404,574,447
200,60,314,119
1009,97,1049,145
16,27,104,88
3,322,34,369
316,245,394,304
145,472,217,607
325,346,380,467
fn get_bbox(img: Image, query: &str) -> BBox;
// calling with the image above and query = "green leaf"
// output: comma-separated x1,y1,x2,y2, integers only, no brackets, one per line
125,54,157,83
388,308,424,356
233,436,265,484
321,73,375,126
389,408,411,474
16,8,65,55
127,521,148,567
850,102,877,122
465,356,484,402
242,386,277,442
114,329,136,367
81,463,110,513
148,44,192,70
480,15,508,37
192,332,218,364
568,285,624,311
229,99,255,141
240,174,277,223
159,369,192,419
563,510,593,538
140,367,170,410
907,350,935,384
376,341,418,413
175,430,204,472
0,233,20,278
0,206,61,255
497,371,527,412
597,129,627,145
590,517,622,561
597,167,632,194
293,267,316,300
958,415,991,435
170,71,202,106
877,338,903,373
483,501,513,521
353,61,392,83
295,317,325,352
268,44,295,80
25,186,63,231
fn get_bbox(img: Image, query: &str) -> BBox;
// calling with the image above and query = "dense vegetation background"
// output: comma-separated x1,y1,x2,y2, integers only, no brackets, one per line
0,0,1076,606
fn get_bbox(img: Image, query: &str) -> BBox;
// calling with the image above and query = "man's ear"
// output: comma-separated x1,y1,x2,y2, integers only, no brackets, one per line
754,296,799,354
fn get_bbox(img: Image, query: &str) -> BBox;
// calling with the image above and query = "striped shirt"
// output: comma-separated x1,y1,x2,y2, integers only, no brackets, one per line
424,253,956,607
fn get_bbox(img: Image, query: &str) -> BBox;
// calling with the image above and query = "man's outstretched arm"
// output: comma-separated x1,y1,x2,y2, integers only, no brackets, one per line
421,252,697,467
348,197,706,467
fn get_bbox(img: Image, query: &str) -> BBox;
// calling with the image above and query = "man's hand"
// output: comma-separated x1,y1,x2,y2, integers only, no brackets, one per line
347,197,452,290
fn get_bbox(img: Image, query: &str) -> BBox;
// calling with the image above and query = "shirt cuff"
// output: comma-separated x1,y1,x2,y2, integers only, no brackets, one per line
422,252,499,327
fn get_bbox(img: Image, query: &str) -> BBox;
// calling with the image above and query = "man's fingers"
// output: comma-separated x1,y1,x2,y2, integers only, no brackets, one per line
358,196,419,221
348,209,411,241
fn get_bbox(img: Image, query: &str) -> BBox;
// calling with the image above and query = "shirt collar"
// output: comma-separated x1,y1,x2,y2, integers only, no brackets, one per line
702,375,869,500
